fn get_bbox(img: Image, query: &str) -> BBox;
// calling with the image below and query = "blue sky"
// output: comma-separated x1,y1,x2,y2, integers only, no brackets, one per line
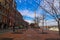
15,0,41,20
15,0,41,11
15,0,58,26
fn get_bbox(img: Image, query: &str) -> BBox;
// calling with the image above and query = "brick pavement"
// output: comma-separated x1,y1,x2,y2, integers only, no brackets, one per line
0,29,60,40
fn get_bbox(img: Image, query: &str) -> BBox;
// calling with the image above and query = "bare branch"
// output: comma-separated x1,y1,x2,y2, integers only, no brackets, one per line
40,6,57,21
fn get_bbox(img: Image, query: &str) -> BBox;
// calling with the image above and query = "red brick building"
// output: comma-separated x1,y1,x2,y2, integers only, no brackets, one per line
0,0,29,29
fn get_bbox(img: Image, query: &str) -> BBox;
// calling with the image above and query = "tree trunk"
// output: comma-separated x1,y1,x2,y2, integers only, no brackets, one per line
58,21,60,35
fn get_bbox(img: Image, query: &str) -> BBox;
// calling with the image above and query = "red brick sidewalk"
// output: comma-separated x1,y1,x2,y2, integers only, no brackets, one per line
0,29,60,40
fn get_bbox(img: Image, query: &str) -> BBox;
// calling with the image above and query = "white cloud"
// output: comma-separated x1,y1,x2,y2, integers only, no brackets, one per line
18,10,58,26
19,0,21,3
25,20,34,24
39,19,58,26
45,19,57,26
18,9,41,18
18,9,42,24
18,10,35,18
54,0,59,7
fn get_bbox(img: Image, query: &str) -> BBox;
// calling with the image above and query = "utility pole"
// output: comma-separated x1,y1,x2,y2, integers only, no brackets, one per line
34,11,38,27
34,11,36,24
42,14,44,33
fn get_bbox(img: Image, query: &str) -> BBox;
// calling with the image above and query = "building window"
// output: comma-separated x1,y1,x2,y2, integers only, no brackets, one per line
0,2,1,12
0,2,1,6
0,15,2,22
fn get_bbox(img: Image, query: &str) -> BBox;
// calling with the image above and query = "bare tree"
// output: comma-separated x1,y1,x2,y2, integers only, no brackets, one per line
40,0,60,35
33,11,40,27
40,13,47,33
34,11,47,33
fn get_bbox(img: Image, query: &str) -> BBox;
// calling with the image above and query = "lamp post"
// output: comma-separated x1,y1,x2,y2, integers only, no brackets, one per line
58,18,60,35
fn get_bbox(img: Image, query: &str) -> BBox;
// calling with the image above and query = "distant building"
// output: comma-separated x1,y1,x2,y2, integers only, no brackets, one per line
30,23,40,28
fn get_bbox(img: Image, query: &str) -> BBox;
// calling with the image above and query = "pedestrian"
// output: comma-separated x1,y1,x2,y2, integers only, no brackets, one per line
13,23,15,32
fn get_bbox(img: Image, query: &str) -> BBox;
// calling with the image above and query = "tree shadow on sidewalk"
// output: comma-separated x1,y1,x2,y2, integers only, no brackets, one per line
0,38,13,40
12,32,23,34
45,38,60,40
35,30,48,34
39,32,48,34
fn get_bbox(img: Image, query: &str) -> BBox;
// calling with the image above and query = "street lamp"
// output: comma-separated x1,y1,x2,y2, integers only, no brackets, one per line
59,18,60,24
